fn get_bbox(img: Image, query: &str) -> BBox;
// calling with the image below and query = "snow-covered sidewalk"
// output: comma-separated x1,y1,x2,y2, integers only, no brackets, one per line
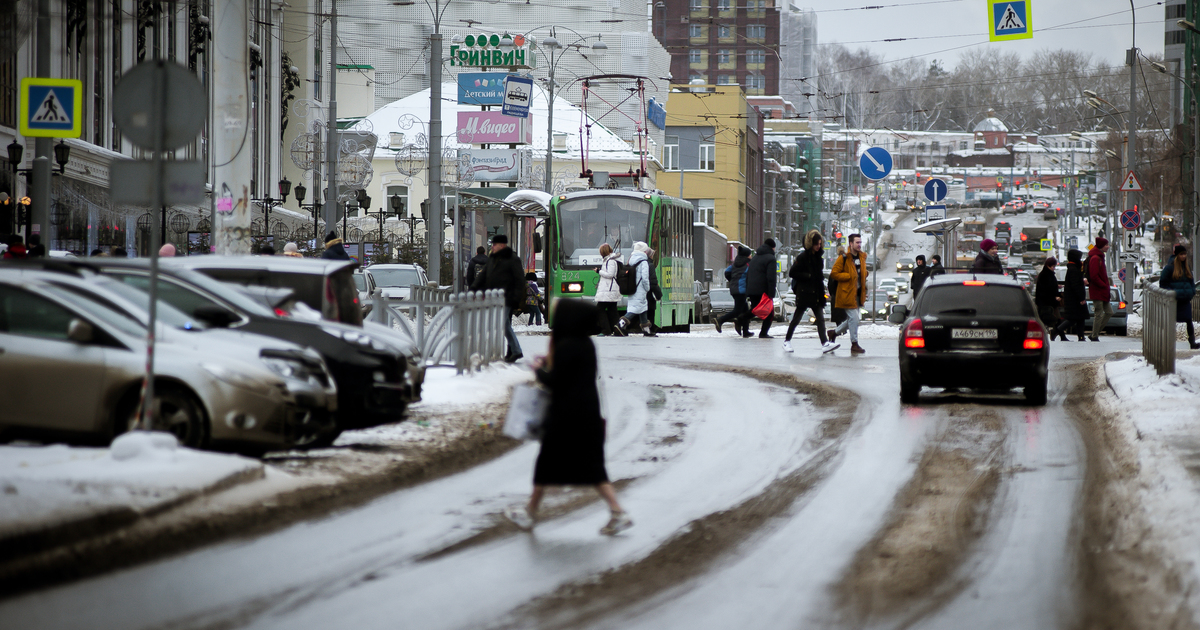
1101,355,1200,622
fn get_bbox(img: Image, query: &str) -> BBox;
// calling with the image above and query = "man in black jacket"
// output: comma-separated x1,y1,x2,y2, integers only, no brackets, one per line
929,254,946,277
783,230,838,353
1034,257,1066,341
320,230,351,260
910,255,932,297
737,238,778,338
471,234,527,362
465,246,488,291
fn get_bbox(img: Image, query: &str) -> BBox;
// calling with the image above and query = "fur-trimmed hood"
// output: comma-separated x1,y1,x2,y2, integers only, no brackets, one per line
324,237,343,247
804,229,823,251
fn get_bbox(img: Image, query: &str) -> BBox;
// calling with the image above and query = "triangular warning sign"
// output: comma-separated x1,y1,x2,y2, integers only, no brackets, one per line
997,4,1025,30
1119,170,1143,192
31,89,70,123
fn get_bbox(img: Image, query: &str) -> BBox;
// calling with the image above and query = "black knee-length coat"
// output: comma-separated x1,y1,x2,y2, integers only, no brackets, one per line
532,337,609,485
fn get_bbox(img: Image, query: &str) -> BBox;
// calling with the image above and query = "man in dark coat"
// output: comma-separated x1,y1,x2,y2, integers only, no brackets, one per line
910,254,932,297
471,234,527,362
1056,248,1089,341
1034,257,1066,340
465,246,488,290
503,299,631,535
320,230,351,260
1087,236,1112,340
929,254,946,277
783,230,837,353
738,238,778,338
716,245,752,335
972,238,1003,274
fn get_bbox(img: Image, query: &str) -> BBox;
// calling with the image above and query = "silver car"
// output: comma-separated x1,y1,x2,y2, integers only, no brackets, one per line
0,269,338,450
368,264,429,302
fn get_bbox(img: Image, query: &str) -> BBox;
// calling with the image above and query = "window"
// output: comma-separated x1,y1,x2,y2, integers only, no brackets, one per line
690,24,704,38
718,25,732,38
689,50,703,65
698,199,716,226
917,142,926,152
918,160,926,168
893,139,900,150
746,49,765,65
718,49,732,64
717,74,735,85
699,143,715,170
1167,30,1187,46
747,25,766,39
387,185,409,215
0,286,76,340
960,141,968,150
664,135,679,170
931,141,940,152
718,0,731,8
746,74,765,91
690,0,704,8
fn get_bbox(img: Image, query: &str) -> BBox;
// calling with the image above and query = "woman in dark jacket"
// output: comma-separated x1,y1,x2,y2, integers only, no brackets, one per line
783,230,837,353
1054,249,1088,341
971,238,1004,274
503,299,632,535
715,245,752,335
1034,257,1066,341
1160,244,1200,350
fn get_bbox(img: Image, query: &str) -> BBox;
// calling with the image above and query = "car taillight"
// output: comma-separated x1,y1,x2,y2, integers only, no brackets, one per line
963,280,985,286
325,277,339,320
1118,301,1126,310
904,318,925,348
1024,319,1044,350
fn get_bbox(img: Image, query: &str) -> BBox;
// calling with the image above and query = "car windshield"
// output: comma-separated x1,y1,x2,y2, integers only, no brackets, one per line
353,274,367,291
46,278,203,331
36,283,150,338
557,195,651,265
109,266,277,318
918,284,1035,318
370,268,423,288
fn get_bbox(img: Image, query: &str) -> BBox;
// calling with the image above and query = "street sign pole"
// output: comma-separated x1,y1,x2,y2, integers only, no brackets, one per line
31,0,50,244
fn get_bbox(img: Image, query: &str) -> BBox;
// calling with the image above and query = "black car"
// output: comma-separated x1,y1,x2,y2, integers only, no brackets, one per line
11,259,422,444
894,274,1049,405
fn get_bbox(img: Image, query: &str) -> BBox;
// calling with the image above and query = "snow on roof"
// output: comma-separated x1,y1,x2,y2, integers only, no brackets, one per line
504,189,551,211
360,83,644,161
949,148,1011,157
973,117,1009,133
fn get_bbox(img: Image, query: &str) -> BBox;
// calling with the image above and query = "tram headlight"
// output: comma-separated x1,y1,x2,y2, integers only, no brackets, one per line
561,282,584,294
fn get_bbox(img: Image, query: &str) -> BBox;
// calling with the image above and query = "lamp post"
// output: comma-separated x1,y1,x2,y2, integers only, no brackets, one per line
252,177,291,250
292,182,323,254
7,139,69,242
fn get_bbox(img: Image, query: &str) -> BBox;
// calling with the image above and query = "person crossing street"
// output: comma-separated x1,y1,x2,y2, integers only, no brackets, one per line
783,230,838,354
737,239,778,338
830,234,869,354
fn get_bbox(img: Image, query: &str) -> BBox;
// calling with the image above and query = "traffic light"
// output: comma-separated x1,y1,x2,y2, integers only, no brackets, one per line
996,181,1002,188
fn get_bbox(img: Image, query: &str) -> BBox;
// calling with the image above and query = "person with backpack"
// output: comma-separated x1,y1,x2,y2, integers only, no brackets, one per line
830,233,869,355
828,245,846,329
466,246,489,291
524,272,544,326
618,242,656,337
594,243,625,336
783,230,838,353
737,238,778,339
715,245,752,335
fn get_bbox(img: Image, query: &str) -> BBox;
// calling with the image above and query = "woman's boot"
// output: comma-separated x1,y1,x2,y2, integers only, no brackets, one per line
642,322,657,337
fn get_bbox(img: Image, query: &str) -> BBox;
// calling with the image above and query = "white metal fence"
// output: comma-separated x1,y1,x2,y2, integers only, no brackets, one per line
1141,284,1178,375
369,286,508,374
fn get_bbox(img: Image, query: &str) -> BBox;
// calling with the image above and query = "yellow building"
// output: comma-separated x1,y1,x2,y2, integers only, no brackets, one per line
663,84,763,245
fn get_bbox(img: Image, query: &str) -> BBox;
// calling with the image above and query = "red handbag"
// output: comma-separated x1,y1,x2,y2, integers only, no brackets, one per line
751,294,774,320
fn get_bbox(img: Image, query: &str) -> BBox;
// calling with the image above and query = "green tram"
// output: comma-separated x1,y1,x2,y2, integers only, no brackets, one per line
546,189,696,331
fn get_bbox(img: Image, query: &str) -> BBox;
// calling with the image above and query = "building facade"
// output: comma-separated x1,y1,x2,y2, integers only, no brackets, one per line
654,0,780,97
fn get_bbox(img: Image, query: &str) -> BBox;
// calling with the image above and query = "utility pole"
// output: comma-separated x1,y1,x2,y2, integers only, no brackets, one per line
213,0,251,254
428,30,443,285
323,0,339,235
30,0,50,242
1125,46,1138,301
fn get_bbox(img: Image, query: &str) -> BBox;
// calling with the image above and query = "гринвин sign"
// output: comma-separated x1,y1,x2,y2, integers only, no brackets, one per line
450,33,537,69
457,111,532,145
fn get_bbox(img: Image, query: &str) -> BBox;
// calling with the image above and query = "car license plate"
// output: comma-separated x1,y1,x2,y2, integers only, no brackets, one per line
952,328,997,339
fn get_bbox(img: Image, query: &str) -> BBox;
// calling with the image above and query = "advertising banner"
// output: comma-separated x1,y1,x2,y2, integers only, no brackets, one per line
456,111,532,145
464,149,522,182
457,72,507,106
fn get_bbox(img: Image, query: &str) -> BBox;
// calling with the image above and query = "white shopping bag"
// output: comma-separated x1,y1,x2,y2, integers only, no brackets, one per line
502,383,550,441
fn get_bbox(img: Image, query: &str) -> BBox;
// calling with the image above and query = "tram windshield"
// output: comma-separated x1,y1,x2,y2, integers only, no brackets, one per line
557,196,651,265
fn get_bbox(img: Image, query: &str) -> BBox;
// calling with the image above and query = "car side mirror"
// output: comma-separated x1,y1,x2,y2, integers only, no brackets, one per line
67,318,94,343
532,233,543,254
193,305,239,327
888,304,908,324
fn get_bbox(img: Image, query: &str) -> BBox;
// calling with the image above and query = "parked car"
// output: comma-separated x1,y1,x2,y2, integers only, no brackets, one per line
693,280,712,323
774,290,792,322
896,258,915,272
1084,285,1129,336
352,268,378,317
0,267,339,450
16,258,423,444
169,257,364,326
1014,270,1033,292
367,264,430,302
1043,208,1058,221
708,287,737,322
895,274,1049,405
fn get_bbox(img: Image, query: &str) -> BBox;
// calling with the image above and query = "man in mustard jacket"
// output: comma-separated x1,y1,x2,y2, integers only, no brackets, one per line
830,233,869,354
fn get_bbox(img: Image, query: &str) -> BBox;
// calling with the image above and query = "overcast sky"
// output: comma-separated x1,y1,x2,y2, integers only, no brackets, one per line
808,0,1164,69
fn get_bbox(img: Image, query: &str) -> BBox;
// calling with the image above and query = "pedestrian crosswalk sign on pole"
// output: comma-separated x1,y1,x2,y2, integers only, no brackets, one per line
18,78,83,138
989,1,1032,42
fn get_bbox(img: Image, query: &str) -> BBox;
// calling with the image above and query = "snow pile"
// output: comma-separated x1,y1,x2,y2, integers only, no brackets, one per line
414,363,535,411
0,437,262,542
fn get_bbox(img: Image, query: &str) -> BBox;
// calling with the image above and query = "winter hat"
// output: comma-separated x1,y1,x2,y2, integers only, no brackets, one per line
492,234,508,244
764,237,777,249
550,298,601,339
738,245,752,257
915,254,926,263
1095,236,1109,248
325,230,339,244
1175,244,1188,256
633,241,649,253
980,238,997,252
284,242,300,254
1067,248,1083,263
1044,256,1058,267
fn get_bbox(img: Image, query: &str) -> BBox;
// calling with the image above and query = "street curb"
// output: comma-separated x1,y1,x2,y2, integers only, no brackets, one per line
0,463,263,566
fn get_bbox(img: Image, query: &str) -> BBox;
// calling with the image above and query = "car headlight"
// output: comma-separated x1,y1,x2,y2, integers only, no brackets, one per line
322,325,390,352
202,362,271,387
260,350,333,388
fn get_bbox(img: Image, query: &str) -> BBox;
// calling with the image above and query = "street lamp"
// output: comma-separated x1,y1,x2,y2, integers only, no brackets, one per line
252,177,292,250
6,139,69,239
293,182,323,253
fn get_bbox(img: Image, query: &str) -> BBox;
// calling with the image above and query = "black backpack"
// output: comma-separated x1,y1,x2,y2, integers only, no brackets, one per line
616,260,642,296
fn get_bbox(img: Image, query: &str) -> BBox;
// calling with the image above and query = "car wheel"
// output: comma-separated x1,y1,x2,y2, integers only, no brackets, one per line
1116,326,1128,337
134,384,210,449
300,428,344,449
900,373,920,404
1025,377,1048,406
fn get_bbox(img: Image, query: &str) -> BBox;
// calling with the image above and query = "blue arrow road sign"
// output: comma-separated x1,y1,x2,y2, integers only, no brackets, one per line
858,147,893,180
923,178,948,202
1120,209,1141,230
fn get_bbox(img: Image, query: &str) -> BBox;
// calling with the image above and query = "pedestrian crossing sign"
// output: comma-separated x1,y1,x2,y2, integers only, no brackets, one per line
989,1,1032,42
18,78,83,138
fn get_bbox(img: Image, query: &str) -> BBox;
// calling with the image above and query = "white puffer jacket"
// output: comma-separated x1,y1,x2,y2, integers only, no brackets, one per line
594,252,622,303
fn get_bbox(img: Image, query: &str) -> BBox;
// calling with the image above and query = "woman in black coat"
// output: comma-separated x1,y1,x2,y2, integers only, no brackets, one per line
1055,249,1088,341
1034,257,1066,341
503,299,632,536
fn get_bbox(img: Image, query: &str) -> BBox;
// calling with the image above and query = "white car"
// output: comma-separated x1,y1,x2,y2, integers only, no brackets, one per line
367,264,429,302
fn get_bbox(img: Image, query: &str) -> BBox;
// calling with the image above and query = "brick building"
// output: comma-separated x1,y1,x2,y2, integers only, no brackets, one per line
653,0,781,96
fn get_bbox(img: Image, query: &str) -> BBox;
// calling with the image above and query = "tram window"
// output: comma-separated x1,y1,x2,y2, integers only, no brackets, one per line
557,196,652,265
